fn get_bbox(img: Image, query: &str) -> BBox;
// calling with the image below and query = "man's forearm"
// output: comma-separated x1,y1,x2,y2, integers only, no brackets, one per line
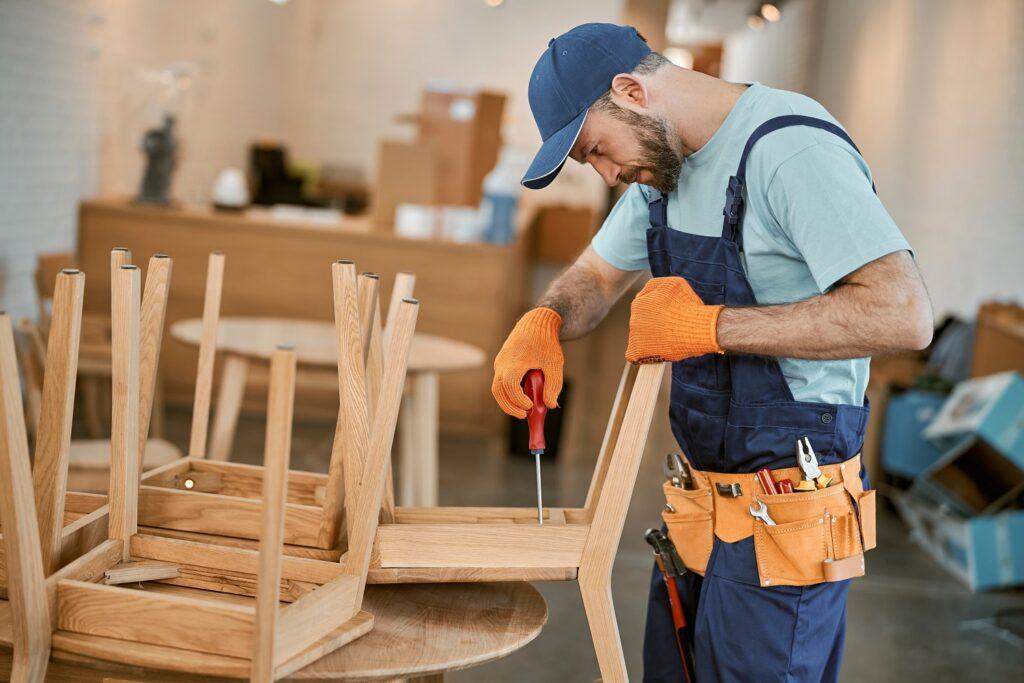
537,247,641,340
716,251,933,359
538,264,613,340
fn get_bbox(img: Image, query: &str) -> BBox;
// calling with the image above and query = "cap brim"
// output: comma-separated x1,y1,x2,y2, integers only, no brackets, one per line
521,109,587,190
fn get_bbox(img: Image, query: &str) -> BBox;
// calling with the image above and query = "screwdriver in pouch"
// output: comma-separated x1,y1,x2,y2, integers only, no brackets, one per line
522,369,547,526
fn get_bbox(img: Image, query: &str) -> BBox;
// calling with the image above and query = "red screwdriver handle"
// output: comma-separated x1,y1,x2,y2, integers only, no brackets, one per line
522,369,547,453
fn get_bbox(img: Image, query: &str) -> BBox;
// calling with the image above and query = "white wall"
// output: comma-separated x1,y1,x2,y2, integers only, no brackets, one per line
0,0,295,318
721,0,820,93
722,0,1024,319
283,0,622,173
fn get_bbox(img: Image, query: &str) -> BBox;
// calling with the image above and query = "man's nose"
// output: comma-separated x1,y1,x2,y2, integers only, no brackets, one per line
591,158,621,187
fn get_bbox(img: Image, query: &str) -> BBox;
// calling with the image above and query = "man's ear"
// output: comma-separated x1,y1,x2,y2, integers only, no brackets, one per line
610,73,649,110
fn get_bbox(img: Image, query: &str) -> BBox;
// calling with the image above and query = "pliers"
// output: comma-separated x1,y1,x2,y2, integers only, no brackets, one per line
795,436,833,491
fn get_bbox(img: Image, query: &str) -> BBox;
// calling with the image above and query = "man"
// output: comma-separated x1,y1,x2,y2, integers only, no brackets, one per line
491,23,932,682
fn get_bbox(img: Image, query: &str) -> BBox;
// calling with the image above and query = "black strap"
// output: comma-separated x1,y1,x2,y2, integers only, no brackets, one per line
647,187,668,228
722,115,876,248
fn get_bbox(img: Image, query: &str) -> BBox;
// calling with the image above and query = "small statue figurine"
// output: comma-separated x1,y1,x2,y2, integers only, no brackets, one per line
136,114,177,205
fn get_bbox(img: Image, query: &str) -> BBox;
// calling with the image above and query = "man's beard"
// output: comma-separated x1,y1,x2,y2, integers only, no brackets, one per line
607,105,682,194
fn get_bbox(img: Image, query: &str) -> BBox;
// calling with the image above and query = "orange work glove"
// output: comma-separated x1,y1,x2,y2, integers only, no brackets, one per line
626,277,725,363
492,307,564,418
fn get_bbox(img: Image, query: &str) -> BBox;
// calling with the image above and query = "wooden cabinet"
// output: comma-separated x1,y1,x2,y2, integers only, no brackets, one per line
76,199,525,434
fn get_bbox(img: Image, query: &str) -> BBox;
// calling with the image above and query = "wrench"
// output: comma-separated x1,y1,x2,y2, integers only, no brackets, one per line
748,499,776,526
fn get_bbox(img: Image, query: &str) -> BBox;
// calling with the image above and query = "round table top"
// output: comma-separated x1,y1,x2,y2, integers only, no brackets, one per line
293,582,547,679
20,582,547,681
170,317,486,374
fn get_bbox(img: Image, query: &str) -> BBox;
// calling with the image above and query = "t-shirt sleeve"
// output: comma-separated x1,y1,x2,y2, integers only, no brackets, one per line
765,141,912,292
589,183,651,271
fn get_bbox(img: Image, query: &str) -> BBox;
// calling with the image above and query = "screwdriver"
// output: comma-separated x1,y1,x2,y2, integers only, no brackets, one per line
522,369,547,526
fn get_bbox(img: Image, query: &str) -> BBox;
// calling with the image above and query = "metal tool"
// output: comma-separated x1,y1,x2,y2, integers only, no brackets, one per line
522,369,547,525
645,528,686,578
795,436,833,491
664,452,694,489
645,529,694,683
715,482,743,497
749,499,776,526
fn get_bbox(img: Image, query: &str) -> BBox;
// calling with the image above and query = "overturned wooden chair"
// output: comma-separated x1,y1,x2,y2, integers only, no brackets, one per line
0,257,419,680
362,360,666,682
110,257,405,554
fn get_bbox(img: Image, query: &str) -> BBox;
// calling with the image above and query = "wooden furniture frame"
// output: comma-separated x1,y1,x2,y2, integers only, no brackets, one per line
1,250,176,596
366,360,666,683
0,256,420,680
109,257,412,555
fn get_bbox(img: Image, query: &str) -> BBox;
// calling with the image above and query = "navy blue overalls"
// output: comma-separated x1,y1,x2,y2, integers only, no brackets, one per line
641,116,872,682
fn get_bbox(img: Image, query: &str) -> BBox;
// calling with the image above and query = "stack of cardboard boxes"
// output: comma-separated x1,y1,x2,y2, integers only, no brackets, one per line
885,302,1024,591
374,88,506,231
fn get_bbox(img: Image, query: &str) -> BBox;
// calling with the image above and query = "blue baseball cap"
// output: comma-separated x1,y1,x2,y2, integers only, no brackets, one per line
521,23,651,190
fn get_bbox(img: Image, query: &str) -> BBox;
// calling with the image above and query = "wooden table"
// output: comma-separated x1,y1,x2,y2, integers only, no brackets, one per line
171,317,486,506
0,582,547,682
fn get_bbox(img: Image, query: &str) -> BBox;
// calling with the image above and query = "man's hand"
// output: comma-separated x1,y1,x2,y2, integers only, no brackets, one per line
492,308,564,418
626,277,724,363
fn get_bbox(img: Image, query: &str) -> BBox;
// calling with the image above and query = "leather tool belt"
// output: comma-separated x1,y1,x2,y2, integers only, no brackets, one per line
662,455,877,587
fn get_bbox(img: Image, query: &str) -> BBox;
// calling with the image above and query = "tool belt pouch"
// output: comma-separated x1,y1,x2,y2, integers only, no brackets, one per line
752,482,870,587
662,481,715,575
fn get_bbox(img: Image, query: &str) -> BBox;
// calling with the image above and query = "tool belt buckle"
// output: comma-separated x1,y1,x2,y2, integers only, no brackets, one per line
715,482,743,498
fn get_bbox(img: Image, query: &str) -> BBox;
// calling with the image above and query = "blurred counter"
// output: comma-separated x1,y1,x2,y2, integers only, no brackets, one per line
76,198,527,434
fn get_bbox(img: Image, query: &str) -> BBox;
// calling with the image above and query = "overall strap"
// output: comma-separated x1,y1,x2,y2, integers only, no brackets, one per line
722,114,876,248
647,186,669,229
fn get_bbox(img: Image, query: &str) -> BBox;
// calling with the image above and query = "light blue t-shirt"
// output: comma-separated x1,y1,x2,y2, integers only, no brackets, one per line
592,83,912,406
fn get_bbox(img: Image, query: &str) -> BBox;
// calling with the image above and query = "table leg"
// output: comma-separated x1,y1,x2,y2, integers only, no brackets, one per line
207,354,249,461
398,372,439,506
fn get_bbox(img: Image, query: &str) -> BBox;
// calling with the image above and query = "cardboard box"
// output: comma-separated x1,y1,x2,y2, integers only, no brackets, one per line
418,89,506,207
893,491,1024,591
971,303,1024,378
881,390,946,479
373,140,437,228
861,353,926,484
915,372,1024,515
529,206,597,264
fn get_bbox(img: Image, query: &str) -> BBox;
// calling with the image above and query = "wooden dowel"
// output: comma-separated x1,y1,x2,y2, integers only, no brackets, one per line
110,247,131,280
251,346,296,681
345,298,417,605
356,273,379,369
383,271,415,347
109,265,141,561
321,261,368,549
379,272,413,524
0,314,52,679
189,251,225,458
138,254,172,467
361,277,391,522
32,269,85,575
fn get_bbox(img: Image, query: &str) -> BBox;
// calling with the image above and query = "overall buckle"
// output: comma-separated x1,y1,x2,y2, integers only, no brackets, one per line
723,175,745,226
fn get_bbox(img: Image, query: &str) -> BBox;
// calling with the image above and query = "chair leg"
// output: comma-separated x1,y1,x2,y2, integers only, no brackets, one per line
80,375,103,438
150,373,166,439
578,577,627,683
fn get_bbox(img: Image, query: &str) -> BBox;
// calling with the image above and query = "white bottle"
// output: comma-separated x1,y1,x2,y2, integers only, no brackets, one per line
480,148,527,244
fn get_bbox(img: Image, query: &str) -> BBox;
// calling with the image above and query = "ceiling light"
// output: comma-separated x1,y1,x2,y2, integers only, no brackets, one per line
663,47,694,70
747,14,765,30
760,3,782,22
484,0,504,7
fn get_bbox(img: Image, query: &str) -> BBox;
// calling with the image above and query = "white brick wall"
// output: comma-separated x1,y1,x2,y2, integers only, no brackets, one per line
0,0,101,318
0,0,294,318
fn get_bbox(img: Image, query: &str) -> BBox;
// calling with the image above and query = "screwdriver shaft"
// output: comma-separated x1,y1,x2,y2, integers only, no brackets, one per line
535,451,543,526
